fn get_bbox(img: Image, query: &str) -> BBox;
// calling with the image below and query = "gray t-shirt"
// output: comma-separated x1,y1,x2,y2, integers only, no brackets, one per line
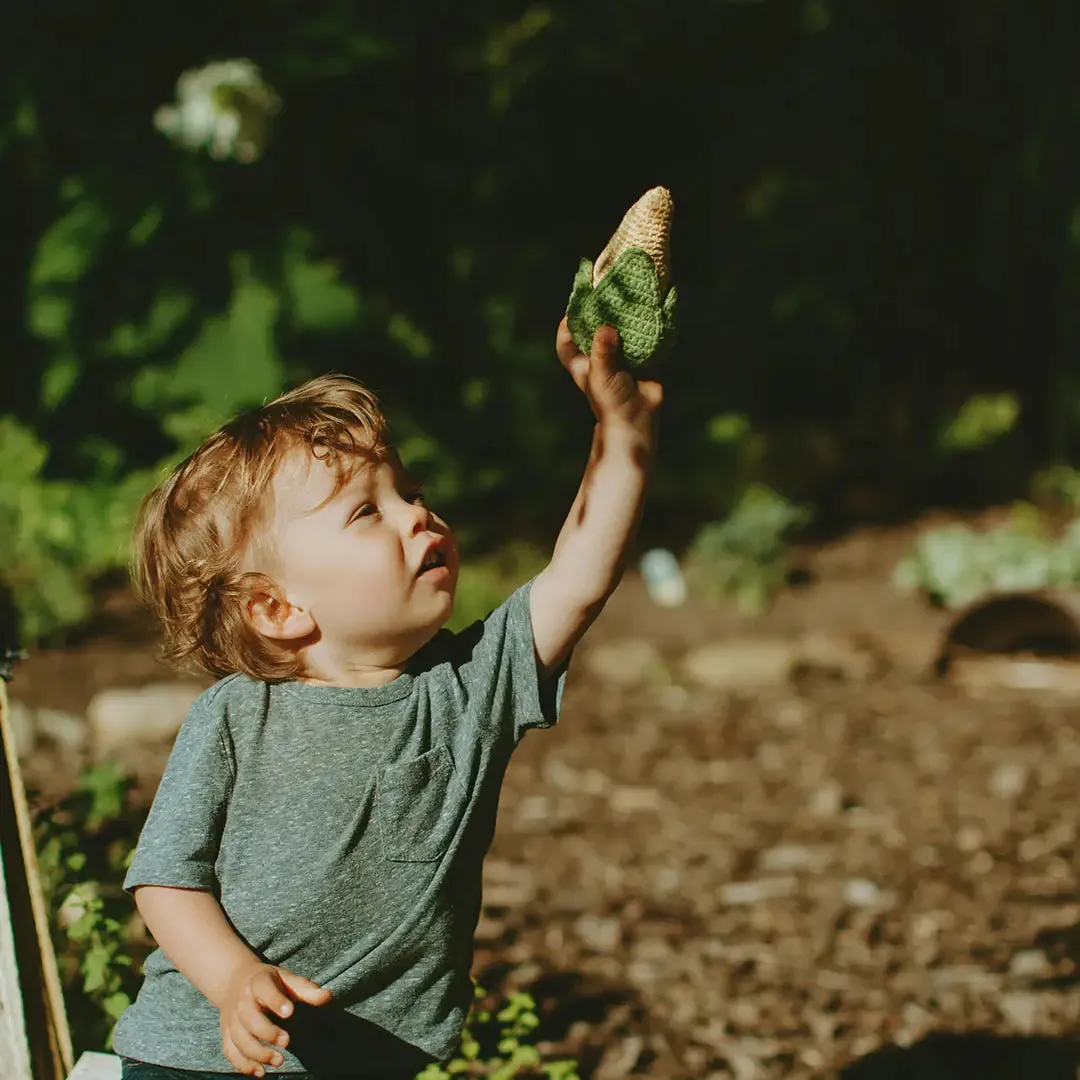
112,580,566,1072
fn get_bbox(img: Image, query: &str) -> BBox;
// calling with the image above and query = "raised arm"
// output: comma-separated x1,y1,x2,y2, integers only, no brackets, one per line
530,320,662,675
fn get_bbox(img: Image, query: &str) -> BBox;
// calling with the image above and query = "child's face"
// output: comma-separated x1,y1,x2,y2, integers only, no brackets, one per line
263,439,458,679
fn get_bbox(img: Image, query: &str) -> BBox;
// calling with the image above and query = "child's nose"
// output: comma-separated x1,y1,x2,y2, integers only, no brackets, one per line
403,498,431,533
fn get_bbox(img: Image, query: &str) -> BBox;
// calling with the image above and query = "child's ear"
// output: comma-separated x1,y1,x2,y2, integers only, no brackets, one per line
247,588,315,641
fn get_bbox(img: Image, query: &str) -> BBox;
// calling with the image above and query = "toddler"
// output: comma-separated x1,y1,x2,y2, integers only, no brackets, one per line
113,318,662,1080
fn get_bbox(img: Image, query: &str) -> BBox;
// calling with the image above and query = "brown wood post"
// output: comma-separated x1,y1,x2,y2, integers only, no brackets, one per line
0,675,73,1080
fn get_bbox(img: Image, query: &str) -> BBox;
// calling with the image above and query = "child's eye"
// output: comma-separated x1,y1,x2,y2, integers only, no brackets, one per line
406,489,426,505
349,504,379,524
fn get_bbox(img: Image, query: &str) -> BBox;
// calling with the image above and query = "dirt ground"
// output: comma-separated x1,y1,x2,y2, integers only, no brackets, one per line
12,523,1080,1078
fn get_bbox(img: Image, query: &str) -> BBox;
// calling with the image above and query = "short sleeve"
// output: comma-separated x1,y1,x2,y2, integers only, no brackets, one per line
443,577,570,745
123,690,235,894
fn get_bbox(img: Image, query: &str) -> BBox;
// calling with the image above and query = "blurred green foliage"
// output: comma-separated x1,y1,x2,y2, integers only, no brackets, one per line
0,417,157,640
685,485,811,613
894,507,1080,609
36,761,142,1052
2,0,1080,643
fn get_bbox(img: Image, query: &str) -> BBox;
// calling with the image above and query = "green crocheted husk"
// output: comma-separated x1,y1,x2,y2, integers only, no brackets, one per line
565,248,677,367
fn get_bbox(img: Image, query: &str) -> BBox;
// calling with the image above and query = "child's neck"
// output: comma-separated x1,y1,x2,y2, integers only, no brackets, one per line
294,628,440,687
297,658,409,688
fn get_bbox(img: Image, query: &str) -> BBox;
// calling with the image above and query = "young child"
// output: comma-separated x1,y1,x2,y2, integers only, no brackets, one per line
113,318,662,1080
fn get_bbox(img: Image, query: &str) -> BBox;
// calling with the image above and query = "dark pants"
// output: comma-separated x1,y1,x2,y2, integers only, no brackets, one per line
120,1060,422,1080
120,1062,313,1080
120,1002,435,1080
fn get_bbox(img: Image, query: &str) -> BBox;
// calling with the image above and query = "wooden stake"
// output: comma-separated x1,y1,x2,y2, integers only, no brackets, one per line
0,676,73,1080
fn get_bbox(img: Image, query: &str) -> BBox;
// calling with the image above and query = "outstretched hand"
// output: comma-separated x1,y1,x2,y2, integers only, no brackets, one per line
556,318,662,436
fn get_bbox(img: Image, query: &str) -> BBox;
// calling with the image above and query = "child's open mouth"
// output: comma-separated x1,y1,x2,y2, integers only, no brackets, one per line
417,548,449,579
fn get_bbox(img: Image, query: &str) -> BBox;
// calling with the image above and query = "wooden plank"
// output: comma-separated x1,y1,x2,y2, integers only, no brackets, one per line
66,1053,120,1080
0,676,74,1080
0,814,32,1080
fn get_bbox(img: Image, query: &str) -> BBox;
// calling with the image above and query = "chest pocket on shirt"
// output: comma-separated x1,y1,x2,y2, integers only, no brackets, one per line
376,744,465,862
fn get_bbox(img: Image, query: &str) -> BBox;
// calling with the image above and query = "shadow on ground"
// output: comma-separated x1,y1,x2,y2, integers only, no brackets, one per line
841,1031,1080,1079
1033,918,1080,992
472,958,667,1078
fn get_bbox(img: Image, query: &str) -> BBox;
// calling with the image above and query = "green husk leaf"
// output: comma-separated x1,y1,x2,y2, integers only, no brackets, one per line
565,248,676,366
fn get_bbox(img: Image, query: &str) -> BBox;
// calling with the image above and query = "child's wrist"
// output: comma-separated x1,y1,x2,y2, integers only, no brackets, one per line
596,415,655,451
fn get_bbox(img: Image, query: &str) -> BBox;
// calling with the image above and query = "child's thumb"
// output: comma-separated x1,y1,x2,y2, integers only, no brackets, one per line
278,968,333,1005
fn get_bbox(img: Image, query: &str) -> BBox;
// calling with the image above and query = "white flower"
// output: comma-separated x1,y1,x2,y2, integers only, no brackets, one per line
154,59,280,163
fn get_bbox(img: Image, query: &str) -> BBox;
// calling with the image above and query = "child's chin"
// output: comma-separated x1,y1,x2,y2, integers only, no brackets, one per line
438,590,456,622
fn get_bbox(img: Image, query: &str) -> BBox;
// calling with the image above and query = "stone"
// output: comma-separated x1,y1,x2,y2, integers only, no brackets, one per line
951,656,1080,697
5,698,36,757
34,706,88,752
955,823,984,852
795,632,876,681
1009,949,1053,979
773,698,810,730
721,877,798,906
582,639,664,688
681,638,796,693
727,998,761,1028
87,681,206,757
929,965,1003,994
545,758,611,795
809,780,844,817
481,859,534,907
575,915,622,953
757,844,832,875
896,1001,934,1047
515,794,554,828
609,785,664,813
998,991,1042,1034
989,762,1030,799
843,879,896,909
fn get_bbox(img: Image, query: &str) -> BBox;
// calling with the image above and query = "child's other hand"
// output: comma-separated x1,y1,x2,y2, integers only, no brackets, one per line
219,961,332,1076
556,318,662,438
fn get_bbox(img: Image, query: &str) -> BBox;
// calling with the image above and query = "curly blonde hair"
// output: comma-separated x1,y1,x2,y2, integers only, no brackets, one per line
132,373,388,682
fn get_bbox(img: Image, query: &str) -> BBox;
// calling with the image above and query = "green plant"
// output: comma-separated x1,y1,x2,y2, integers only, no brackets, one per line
0,417,157,643
447,544,549,633
1032,465,1080,514
893,506,1080,608
61,883,135,1034
938,392,1020,453
685,484,811,613
416,986,579,1080
35,761,143,1052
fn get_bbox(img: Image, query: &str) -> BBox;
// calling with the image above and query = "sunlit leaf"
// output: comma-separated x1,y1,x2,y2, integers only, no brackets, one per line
131,254,284,444
939,392,1020,452
387,313,432,358
283,239,362,332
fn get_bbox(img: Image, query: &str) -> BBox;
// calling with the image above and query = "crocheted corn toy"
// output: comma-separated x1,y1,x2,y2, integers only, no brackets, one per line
565,185,677,367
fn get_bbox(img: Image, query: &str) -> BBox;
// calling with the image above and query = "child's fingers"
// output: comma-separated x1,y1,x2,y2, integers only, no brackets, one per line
277,967,333,1006
588,326,621,371
555,317,579,367
222,1029,279,1077
586,331,637,416
240,995,289,1048
556,329,590,393
253,970,296,1019
638,380,663,410
231,1014,285,1072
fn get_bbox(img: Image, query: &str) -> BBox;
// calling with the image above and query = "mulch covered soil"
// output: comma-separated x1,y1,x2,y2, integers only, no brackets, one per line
484,656,1080,1078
